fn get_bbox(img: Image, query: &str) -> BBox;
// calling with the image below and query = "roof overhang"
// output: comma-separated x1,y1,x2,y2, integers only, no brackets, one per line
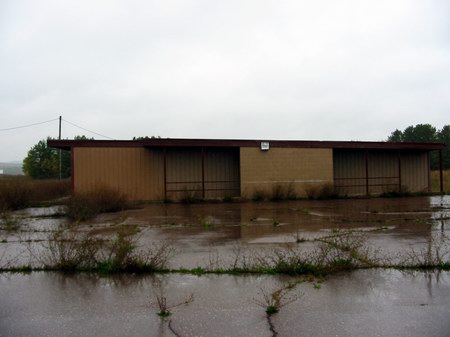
47,138,446,151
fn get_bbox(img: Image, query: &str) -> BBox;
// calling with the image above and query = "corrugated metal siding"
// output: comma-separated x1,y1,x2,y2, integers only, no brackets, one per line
165,148,240,200
333,150,366,195
401,151,429,192
368,151,399,195
166,149,203,199
204,148,240,198
334,149,429,195
74,147,164,200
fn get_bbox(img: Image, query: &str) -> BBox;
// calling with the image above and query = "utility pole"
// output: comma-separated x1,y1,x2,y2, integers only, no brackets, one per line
59,116,62,180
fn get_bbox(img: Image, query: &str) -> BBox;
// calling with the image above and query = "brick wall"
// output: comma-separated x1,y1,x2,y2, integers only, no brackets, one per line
239,147,333,198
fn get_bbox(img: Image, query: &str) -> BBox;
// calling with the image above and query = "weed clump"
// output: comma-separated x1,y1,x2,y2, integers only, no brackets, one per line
0,177,70,211
0,212,22,231
271,183,296,201
305,183,338,200
41,231,102,272
400,236,450,269
40,230,174,273
252,189,266,202
65,186,128,221
97,236,175,273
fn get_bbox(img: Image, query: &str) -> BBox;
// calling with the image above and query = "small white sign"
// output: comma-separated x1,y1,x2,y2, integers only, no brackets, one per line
260,142,270,151
0,169,3,175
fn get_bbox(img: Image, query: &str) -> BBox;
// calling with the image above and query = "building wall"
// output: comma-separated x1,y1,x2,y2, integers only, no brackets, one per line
333,149,429,195
239,147,334,198
73,147,164,200
73,146,430,201
165,148,240,200
401,151,429,193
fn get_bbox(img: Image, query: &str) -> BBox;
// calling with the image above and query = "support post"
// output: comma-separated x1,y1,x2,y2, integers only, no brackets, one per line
71,146,75,193
397,150,402,193
163,147,167,200
59,116,62,180
439,149,444,194
365,149,369,196
427,151,431,193
201,147,205,199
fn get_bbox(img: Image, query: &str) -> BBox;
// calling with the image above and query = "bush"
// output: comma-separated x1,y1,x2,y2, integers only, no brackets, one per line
42,231,102,272
305,183,338,200
0,178,32,211
252,189,266,202
271,183,296,201
0,177,71,211
65,186,128,221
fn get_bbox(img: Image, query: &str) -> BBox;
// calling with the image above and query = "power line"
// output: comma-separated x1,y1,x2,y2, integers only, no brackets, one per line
62,118,115,140
0,117,59,132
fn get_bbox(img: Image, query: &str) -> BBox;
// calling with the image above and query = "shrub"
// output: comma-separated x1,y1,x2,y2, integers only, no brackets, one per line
65,186,128,221
97,235,175,273
270,183,297,201
252,189,266,202
0,212,22,231
0,177,71,211
305,183,338,200
41,231,102,272
0,178,32,211
179,187,202,203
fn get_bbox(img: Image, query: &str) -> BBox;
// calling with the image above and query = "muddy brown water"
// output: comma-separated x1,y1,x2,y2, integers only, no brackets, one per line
1,196,450,336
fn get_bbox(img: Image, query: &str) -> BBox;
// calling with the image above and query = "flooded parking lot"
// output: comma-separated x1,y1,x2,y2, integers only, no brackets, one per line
1,195,450,336
1,270,450,337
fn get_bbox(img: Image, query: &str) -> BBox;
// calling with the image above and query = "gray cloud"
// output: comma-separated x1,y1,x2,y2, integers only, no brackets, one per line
1,0,449,161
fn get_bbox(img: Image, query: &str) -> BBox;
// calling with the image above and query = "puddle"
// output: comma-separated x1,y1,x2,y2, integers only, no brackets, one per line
0,270,449,337
1,196,450,335
1,195,450,268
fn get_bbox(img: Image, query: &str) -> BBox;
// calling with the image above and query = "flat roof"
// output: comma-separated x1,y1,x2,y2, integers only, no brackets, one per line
47,138,446,151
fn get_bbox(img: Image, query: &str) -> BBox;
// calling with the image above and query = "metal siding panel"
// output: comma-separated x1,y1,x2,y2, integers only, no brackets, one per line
368,151,398,194
401,152,428,192
333,150,366,196
166,148,202,199
73,147,164,200
204,148,240,198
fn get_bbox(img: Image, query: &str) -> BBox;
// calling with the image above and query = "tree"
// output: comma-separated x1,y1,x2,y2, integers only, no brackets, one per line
402,124,437,143
387,129,403,142
387,124,449,170
437,125,450,169
23,135,91,179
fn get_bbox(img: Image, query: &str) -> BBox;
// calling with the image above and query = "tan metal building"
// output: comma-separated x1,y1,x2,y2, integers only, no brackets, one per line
48,139,446,201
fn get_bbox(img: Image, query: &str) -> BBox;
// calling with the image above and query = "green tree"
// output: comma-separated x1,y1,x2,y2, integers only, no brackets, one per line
387,129,403,142
402,124,437,142
387,124,449,170
23,135,91,179
437,125,450,169
23,139,62,179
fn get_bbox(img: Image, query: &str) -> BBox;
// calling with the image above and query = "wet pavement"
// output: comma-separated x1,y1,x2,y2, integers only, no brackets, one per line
1,196,450,336
1,270,449,337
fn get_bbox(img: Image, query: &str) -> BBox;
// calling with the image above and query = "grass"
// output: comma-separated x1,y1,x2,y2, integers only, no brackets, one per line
270,183,296,201
305,183,338,200
0,212,22,231
65,186,129,221
254,282,301,315
151,284,194,318
37,230,175,273
2,229,450,275
431,169,450,193
0,176,71,211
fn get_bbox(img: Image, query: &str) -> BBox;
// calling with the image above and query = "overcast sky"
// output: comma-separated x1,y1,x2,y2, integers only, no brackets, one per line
1,0,449,162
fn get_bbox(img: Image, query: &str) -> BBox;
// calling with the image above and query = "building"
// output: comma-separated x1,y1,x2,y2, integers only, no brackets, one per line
48,138,446,201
